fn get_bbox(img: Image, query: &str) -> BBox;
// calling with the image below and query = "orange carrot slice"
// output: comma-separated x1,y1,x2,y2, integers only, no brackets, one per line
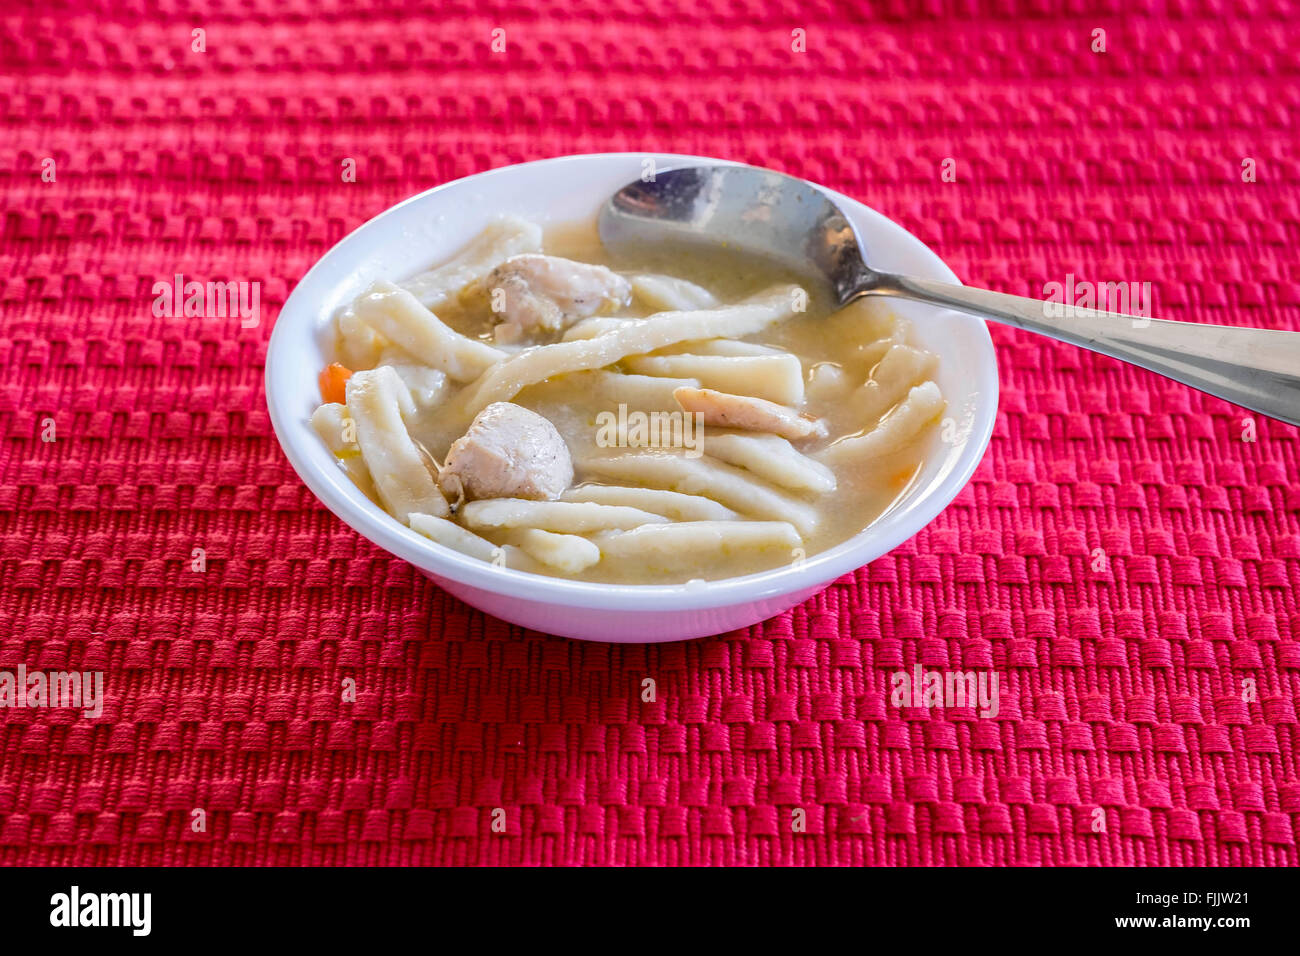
319,363,353,405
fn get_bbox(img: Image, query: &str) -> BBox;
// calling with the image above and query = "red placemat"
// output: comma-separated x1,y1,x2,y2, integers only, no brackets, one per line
1,0,1297,866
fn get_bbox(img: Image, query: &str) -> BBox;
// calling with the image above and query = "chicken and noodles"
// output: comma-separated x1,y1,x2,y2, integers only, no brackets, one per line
312,218,946,584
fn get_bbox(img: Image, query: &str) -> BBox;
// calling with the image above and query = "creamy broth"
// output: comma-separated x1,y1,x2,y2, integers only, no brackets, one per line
315,218,946,585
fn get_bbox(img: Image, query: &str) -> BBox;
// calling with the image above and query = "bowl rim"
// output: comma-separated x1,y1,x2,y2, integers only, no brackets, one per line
266,152,998,612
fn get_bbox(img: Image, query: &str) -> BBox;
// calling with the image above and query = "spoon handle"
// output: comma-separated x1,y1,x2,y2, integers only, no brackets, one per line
867,273,1300,427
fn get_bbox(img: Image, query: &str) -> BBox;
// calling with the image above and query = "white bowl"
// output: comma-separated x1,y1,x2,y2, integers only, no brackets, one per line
266,153,998,642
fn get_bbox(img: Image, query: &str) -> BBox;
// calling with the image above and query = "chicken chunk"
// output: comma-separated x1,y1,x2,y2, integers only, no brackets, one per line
482,254,631,342
673,386,826,440
439,402,574,504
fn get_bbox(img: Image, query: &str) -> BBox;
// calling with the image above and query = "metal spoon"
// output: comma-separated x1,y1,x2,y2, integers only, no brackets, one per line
598,164,1300,426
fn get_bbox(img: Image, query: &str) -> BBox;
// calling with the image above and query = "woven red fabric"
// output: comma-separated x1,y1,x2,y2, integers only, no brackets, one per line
1,0,1298,866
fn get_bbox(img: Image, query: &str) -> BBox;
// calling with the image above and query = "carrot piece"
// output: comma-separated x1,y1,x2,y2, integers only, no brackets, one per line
319,363,353,405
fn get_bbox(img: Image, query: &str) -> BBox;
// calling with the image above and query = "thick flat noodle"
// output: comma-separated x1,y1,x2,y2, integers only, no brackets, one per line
820,296,901,369
410,512,499,561
452,284,803,419
855,343,938,425
562,317,631,341
409,512,540,571
629,274,719,312
805,362,852,404
345,367,449,521
337,303,387,369
660,339,779,357
311,402,378,501
596,371,701,414
624,353,804,405
817,381,946,466
591,521,801,561
702,431,836,494
377,346,450,409
459,498,669,533
851,317,911,375
576,450,818,536
311,402,356,457
400,217,543,311
511,528,601,573
560,484,740,520
353,280,505,381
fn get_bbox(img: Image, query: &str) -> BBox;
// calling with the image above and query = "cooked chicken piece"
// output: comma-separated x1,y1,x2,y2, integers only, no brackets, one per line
482,254,631,342
673,386,826,441
439,401,574,504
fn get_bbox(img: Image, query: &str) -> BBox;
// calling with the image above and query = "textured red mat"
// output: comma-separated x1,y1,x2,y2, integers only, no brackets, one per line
1,0,1298,865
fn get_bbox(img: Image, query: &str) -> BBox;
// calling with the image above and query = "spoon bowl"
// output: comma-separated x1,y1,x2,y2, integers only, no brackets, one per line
599,165,873,304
